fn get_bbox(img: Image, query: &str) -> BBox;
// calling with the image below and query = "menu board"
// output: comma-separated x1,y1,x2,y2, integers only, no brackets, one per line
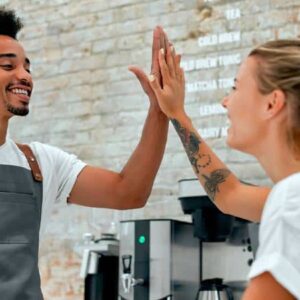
182,1,243,139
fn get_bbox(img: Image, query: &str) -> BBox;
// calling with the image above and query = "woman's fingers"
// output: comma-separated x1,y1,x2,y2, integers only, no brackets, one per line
157,46,184,88
162,30,169,56
174,54,181,79
179,67,185,85
158,48,171,84
166,44,176,78
170,43,177,64
148,74,162,97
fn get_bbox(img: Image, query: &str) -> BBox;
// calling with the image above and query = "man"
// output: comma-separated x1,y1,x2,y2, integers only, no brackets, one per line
0,8,168,300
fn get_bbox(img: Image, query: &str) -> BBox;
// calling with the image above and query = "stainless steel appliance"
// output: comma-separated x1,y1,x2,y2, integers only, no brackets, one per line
80,233,119,300
119,219,200,300
196,278,234,300
178,178,259,299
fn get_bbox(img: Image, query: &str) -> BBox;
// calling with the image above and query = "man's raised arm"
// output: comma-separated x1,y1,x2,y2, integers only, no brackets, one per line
68,27,169,210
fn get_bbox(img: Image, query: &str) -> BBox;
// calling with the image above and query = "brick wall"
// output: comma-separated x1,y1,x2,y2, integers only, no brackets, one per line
3,0,300,298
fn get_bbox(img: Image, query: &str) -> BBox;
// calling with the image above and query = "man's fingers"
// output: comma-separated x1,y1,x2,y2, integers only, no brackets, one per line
129,66,147,84
161,31,169,68
151,26,161,72
129,66,155,97
152,26,165,88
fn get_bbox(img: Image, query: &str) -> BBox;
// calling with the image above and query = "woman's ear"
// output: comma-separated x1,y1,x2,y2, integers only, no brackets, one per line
265,89,286,119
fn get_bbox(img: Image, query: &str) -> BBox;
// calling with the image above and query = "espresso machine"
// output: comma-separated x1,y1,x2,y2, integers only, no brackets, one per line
118,219,200,300
80,233,119,300
178,178,259,299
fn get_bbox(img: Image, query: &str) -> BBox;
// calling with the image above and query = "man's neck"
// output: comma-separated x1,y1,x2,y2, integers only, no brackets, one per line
0,117,9,145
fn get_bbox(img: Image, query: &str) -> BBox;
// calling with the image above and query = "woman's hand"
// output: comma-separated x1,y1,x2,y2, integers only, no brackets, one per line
148,45,186,119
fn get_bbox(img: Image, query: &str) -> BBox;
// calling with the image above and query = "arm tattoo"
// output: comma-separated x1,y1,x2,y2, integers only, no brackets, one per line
171,119,231,201
202,169,231,202
171,119,212,173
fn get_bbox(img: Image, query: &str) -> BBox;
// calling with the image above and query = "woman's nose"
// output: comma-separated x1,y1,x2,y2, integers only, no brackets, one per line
221,96,229,108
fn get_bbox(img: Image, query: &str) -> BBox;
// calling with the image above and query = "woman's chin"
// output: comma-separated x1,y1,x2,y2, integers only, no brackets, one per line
226,137,249,154
226,137,234,149
226,134,239,150
225,131,233,147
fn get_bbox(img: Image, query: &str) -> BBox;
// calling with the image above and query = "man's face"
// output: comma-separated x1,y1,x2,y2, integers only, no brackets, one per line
0,35,33,117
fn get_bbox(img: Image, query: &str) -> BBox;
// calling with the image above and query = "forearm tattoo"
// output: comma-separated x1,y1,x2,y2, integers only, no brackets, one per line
171,119,211,173
171,119,231,202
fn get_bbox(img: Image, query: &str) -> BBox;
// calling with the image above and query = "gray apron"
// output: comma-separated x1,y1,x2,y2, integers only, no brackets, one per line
0,145,44,299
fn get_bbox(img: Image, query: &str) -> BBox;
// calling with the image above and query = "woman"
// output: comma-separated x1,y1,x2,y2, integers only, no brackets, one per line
148,39,300,299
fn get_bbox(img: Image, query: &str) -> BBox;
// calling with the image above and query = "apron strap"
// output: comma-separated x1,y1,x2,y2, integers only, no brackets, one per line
16,144,43,182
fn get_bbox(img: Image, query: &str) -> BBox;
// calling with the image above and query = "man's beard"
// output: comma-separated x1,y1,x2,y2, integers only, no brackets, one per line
6,102,29,116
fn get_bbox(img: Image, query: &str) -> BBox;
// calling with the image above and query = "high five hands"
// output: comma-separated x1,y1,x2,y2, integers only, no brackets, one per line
129,26,185,118
129,26,168,112
148,42,185,119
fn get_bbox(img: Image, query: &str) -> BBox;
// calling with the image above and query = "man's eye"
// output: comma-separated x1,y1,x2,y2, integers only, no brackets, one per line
0,64,13,70
231,86,236,90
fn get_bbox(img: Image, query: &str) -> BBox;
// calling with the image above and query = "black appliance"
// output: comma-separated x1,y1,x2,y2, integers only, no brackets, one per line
178,178,259,299
80,233,119,300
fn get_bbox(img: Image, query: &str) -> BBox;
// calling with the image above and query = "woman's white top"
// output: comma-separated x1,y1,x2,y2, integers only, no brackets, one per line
249,172,300,298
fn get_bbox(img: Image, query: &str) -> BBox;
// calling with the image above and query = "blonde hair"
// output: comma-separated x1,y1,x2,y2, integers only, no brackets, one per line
249,40,300,156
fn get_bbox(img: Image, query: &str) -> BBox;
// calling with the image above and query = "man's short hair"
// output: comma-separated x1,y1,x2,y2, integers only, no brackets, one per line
0,7,23,39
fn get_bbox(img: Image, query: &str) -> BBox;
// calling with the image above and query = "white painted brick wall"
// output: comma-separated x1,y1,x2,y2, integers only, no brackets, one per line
4,0,300,298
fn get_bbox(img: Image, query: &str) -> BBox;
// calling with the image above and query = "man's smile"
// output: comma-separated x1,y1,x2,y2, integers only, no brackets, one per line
6,84,32,103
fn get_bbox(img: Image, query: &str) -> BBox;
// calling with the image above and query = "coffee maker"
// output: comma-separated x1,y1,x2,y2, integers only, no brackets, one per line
80,233,119,300
118,219,200,300
178,178,259,299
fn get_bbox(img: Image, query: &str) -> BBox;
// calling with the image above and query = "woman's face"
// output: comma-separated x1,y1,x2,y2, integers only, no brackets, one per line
222,56,269,155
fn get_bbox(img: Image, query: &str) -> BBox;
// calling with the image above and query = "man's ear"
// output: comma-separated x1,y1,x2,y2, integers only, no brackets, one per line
264,89,286,119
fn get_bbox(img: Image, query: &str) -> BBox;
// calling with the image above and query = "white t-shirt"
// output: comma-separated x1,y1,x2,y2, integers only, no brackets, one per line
248,172,300,298
0,138,86,237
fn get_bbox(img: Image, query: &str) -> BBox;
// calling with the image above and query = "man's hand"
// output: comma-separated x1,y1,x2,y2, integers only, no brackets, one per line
151,25,168,87
129,26,167,110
